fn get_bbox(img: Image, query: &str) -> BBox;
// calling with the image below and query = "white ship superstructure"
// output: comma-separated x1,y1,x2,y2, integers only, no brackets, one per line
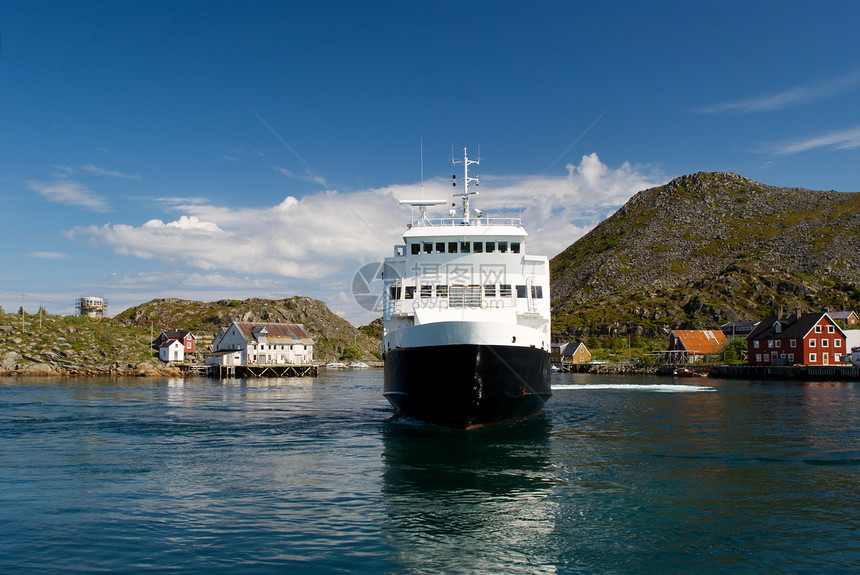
382,148,552,428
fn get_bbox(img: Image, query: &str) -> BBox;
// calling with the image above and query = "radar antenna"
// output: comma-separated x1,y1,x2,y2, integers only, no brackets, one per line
452,147,479,224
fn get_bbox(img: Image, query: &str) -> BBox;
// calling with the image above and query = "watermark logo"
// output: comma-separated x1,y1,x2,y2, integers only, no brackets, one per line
352,262,385,312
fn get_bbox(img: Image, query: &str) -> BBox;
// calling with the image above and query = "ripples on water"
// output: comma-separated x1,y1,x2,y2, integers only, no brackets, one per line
1,372,859,573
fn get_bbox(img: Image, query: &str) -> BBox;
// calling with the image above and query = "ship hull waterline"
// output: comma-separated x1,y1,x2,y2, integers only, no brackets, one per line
383,344,551,429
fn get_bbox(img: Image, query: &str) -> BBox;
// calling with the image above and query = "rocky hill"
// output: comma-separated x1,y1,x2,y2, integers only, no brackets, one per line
551,172,860,339
115,296,381,361
1,296,382,376
0,311,179,376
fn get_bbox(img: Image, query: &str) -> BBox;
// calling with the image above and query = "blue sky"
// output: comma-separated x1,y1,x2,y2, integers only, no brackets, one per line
2,1,859,325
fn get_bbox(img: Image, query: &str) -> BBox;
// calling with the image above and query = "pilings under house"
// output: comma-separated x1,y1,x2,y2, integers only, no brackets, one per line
178,364,318,378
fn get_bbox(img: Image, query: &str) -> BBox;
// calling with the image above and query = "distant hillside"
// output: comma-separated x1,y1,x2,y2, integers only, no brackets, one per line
116,296,381,361
551,172,860,338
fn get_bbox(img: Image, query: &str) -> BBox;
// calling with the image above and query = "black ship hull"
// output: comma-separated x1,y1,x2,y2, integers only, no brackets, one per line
383,344,551,429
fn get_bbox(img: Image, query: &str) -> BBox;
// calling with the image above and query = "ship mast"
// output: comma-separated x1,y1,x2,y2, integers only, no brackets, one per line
452,147,479,224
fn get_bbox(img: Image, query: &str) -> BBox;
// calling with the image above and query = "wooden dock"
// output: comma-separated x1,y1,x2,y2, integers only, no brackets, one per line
711,364,860,380
179,364,318,378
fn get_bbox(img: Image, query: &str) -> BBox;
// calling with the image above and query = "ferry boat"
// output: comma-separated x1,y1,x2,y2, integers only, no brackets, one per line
382,148,552,429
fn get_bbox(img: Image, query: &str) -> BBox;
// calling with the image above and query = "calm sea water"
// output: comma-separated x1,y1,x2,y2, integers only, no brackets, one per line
1,371,859,574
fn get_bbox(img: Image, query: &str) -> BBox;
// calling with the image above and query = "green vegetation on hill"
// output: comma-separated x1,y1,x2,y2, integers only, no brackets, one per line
551,172,860,339
0,311,175,376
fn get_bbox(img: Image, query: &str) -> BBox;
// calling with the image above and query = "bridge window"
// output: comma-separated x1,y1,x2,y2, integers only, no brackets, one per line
423,242,432,254
485,242,495,253
389,286,401,300
405,286,415,300
484,285,496,297
500,284,512,297
473,242,483,253
436,285,448,297
436,242,446,253
448,242,458,253
499,241,508,253
420,285,432,298
411,243,420,255
460,241,471,253
511,242,521,253
531,285,543,298
516,285,527,298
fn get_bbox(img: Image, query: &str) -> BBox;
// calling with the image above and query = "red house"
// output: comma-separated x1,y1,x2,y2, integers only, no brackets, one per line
746,309,846,366
152,330,197,354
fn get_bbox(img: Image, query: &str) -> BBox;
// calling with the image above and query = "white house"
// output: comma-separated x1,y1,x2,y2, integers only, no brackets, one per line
159,339,185,363
209,321,315,365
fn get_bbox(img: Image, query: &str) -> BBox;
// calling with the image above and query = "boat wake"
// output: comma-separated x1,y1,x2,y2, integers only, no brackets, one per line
552,383,716,393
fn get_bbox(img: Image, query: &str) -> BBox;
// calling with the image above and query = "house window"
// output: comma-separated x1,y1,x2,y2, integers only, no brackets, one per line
815,325,822,333
788,354,794,363
775,340,781,348
835,339,842,348
755,354,761,362
822,339,829,347
809,339,816,347
767,340,774,349
827,326,835,333
753,341,759,349
790,339,796,348
809,353,817,363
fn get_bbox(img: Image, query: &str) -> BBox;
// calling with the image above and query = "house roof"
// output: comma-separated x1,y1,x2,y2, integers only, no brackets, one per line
158,330,195,340
231,322,315,345
747,312,847,341
827,311,857,321
560,342,588,356
720,320,759,330
670,330,727,354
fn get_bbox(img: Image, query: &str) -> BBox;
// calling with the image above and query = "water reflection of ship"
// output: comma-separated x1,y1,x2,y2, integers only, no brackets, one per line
380,417,558,573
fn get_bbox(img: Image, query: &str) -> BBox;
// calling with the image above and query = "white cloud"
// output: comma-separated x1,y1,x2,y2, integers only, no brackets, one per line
699,69,860,114
28,179,111,212
82,164,141,179
763,125,860,155
67,153,663,324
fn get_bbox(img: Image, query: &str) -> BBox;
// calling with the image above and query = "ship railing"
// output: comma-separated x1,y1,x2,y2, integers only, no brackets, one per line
407,217,522,228
385,297,522,315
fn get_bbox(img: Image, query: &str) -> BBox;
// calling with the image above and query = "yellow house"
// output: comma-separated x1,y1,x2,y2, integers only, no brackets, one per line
561,342,591,365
